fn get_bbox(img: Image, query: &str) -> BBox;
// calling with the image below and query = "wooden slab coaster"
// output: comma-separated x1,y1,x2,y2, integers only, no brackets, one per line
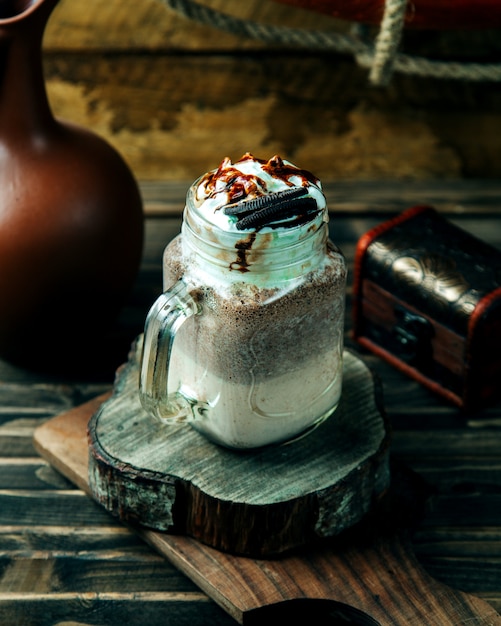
33,359,501,625
86,345,391,556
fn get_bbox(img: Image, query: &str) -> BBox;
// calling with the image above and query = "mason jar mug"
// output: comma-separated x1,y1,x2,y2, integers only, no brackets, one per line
139,173,347,449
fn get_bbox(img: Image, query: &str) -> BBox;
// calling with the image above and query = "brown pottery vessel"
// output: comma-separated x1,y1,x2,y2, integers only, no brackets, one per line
0,0,144,371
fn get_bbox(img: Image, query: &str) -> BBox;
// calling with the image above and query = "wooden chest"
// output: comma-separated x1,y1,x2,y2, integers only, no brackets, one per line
352,205,501,412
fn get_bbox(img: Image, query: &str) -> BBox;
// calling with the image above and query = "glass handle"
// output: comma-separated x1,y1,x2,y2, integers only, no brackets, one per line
139,279,203,423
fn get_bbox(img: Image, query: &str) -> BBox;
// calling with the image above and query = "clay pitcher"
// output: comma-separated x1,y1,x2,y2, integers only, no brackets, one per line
0,0,144,371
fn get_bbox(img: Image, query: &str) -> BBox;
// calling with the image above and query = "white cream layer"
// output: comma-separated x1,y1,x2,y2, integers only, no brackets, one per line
168,342,343,449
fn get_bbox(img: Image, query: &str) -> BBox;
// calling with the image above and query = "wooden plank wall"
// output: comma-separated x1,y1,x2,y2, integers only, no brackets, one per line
43,0,501,183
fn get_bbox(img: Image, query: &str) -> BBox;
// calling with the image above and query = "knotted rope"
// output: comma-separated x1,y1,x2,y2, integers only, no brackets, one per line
159,0,501,85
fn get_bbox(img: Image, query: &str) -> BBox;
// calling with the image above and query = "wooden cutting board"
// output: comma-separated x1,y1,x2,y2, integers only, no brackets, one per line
33,356,501,625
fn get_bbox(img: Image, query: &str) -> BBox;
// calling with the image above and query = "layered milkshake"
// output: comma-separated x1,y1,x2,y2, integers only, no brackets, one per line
140,153,346,449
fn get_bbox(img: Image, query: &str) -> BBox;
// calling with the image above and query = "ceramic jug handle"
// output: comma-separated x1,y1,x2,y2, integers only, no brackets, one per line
139,280,204,423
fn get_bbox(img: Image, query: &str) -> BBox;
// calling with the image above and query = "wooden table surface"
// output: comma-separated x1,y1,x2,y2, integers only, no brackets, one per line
1,179,501,626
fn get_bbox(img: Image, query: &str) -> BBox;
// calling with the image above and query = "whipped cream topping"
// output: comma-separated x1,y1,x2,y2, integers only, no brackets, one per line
193,153,328,232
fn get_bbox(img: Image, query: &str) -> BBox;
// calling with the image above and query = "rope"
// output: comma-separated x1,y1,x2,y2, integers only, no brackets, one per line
369,0,407,85
158,0,501,84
